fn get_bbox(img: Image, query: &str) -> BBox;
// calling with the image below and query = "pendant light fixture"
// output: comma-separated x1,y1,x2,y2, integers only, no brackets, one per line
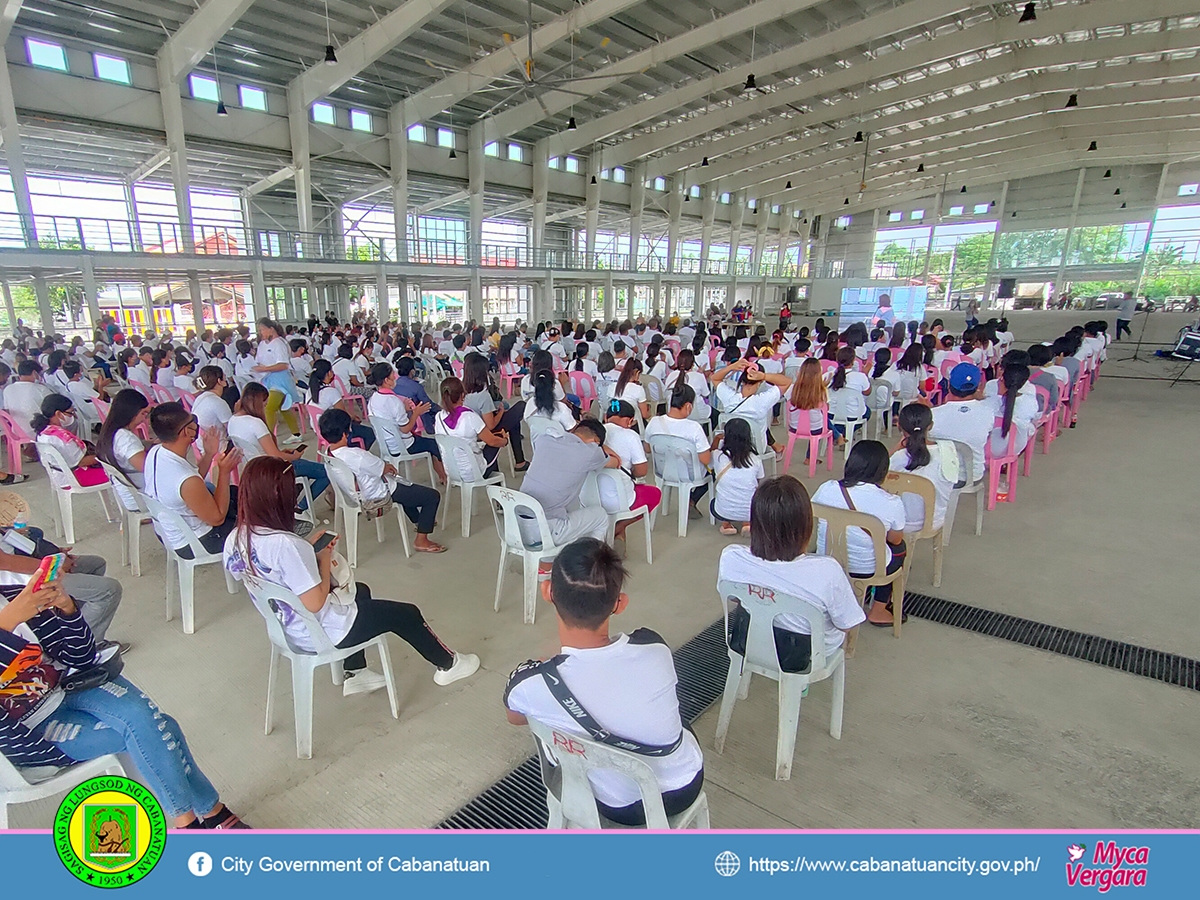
567,116,577,131
701,157,709,167
212,48,228,116
1103,169,1112,178
744,28,758,92
916,163,925,173
323,0,337,65
1064,93,1078,108
960,185,967,193
1087,140,1098,151
1019,2,1037,23
785,181,792,189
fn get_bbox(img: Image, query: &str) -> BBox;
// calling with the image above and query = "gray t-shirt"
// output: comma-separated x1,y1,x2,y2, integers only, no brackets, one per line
465,389,497,420
521,431,607,522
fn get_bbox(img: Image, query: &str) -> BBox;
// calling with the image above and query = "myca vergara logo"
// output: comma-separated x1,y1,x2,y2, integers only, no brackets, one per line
1066,841,1149,892
54,776,166,888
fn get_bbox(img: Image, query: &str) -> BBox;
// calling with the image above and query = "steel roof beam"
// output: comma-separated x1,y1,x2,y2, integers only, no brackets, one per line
157,0,258,84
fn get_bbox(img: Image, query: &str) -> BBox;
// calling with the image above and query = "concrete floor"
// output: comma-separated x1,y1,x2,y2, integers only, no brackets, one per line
5,339,1198,829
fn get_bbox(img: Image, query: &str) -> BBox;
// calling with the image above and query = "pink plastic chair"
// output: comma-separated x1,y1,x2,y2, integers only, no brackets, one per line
890,347,904,363
91,396,111,424
177,390,196,412
984,416,1019,510
781,402,833,478
499,362,522,398
1031,384,1055,460
130,380,156,405
332,374,367,417
819,359,839,379
450,360,464,379
151,383,175,405
708,348,721,370
568,370,599,413
924,365,943,405
0,411,34,476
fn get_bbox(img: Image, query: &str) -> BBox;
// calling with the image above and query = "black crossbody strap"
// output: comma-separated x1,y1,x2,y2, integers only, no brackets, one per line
539,657,683,758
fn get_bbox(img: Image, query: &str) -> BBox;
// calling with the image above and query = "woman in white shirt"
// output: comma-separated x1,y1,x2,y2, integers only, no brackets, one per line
172,353,197,396
663,349,711,423
717,476,866,672
643,383,714,519
710,418,764,535
888,403,954,532
811,440,910,628
253,317,300,436
224,456,477,695
97,388,151,511
308,360,375,450
990,363,1039,457
523,368,577,434
333,343,370,397
32,394,107,488
366,362,446,483
711,357,791,454
602,400,660,518
152,349,174,387
434,376,509,481
613,358,650,422
824,347,872,446
569,344,600,380
191,367,234,435
228,382,329,507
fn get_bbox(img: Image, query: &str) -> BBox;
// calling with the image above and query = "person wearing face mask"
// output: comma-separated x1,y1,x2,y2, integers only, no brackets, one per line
32,394,107,487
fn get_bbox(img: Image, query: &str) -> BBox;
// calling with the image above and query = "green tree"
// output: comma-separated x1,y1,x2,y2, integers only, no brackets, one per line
1068,225,1132,265
5,239,102,330
994,229,1067,268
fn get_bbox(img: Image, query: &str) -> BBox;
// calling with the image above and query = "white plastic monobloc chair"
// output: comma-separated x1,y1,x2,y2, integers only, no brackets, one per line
35,443,118,544
368,415,437,485
580,469,655,564
828,392,868,462
0,751,126,829
526,717,710,830
97,460,151,577
646,433,713,537
713,579,846,781
433,434,505,537
883,469,946,587
140,492,239,635
242,574,399,759
486,485,565,625
867,379,895,439
941,439,985,545
324,455,411,567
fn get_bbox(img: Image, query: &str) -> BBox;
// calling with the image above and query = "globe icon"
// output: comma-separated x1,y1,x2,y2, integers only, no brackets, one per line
715,851,741,877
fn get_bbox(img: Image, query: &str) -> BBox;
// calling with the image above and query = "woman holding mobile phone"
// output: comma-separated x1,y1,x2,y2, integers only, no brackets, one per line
227,383,328,509
224,458,477,695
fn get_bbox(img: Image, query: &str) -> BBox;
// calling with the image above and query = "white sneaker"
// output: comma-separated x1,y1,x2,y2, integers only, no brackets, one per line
433,652,480,686
342,668,387,696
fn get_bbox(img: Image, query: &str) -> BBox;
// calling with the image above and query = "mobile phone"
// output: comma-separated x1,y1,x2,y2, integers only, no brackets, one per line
311,532,336,553
294,443,308,454
29,553,66,593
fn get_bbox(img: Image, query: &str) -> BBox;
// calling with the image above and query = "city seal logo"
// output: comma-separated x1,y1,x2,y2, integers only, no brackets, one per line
54,776,166,888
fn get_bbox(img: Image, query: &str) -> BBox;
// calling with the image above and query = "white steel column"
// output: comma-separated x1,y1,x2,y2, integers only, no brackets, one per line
629,163,646,270
585,156,601,267
390,112,409,262
532,140,549,260
187,273,205,332
775,204,795,278
727,192,746,277
652,273,662,318
1,280,15,330
604,269,615,322
1054,167,1088,297
376,265,390,322
32,275,53,333
751,205,769,277
920,188,945,285
468,124,486,264
286,88,314,248
1134,163,1173,298
249,259,266,320
0,51,36,244
667,183,683,276
982,181,1009,303
80,256,102,328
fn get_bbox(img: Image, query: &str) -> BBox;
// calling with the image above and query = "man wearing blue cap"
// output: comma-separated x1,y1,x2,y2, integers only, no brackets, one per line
931,363,992,482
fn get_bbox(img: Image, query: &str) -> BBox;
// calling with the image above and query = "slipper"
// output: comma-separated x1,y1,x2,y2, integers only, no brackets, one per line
719,522,737,535
0,474,28,485
740,524,751,535
513,462,529,472
415,542,448,553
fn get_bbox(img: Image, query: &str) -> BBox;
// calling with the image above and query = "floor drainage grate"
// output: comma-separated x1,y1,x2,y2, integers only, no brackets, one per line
903,592,1200,691
440,596,1200,829
438,620,729,830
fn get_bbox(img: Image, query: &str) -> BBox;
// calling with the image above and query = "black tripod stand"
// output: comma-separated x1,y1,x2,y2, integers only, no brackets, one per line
1116,308,1152,363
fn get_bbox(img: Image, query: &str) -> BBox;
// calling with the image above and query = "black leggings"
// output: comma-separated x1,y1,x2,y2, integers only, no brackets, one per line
851,539,906,606
391,482,440,535
597,768,705,826
496,401,526,464
337,583,455,672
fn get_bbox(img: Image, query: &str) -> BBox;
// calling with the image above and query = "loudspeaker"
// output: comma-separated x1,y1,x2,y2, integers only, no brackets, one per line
998,278,1016,299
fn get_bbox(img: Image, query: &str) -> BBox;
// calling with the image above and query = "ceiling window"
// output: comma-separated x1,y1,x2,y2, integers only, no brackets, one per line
1178,183,1198,196
26,38,67,71
507,143,523,162
888,211,903,222
949,205,964,216
189,74,220,102
910,210,925,220
834,215,851,228
973,203,990,215
484,141,500,157
613,167,626,183
407,124,426,142
239,85,267,111
437,128,455,148
720,192,731,204
565,157,580,174
771,204,780,214
93,53,130,84
349,109,372,132
653,177,666,191
548,156,559,169
691,185,702,198
311,102,335,125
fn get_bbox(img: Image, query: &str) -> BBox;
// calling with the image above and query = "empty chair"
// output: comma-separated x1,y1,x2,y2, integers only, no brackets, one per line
811,502,907,638
433,433,505,537
487,486,565,625
140,492,239,635
242,574,398,759
0,411,34,477
713,580,845,781
646,433,712,537
828,395,867,462
0,750,126,829
35,443,118,545
323,455,411,567
499,361,523,398
525,716,710,830
866,379,894,439
332,374,367,417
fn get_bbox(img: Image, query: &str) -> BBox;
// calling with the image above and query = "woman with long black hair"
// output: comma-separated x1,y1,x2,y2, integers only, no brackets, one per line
462,353,527,470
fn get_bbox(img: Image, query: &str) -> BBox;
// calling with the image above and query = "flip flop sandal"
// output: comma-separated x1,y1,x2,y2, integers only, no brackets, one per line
719,523,737,535
415,542,448,553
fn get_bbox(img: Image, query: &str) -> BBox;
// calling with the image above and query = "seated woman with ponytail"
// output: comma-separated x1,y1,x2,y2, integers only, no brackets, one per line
366,362,448,482
601,398,661,537
664,348,711,423
570,342,599,380
434,376,509,480
461,354,526,472
33,394,108,486
228,383,329,507
308,359,374,449
523,365,577,434
889,403,956,532
826,346,872,446
613,357,651,422
173,352,197,394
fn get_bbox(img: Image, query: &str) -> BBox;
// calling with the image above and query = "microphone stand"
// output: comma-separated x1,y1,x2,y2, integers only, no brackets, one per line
1116,307,1152,363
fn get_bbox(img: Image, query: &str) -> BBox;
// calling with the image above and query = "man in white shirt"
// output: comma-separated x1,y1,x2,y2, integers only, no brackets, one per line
321,408,446,553
4,361,52,435
930,363,992,482
504,538,704,826
1114,292,1136,341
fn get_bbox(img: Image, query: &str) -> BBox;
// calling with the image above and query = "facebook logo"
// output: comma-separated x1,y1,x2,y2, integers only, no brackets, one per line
188,852,213,877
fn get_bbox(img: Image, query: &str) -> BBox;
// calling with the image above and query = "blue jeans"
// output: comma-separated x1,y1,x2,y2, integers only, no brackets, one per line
40,676,220,819
828,408,870,438
294,457,329,509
